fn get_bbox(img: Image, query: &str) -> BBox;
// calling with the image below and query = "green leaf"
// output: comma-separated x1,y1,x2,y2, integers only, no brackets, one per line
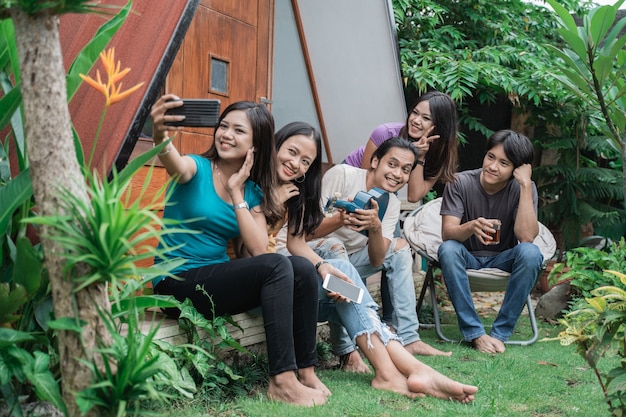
47,317,87,333
0,18,19,86
12,236,42,294
72,125,85,168
592,55,614,84
66,0,132,101
557,27,589,61
588,5,616,50
116,138,171,185
546,0,579,33
0,328,34,348
28,352,67,415
586,296,607,312
606,371,626,396
604,19,626,57
0,168,32,237
0,85,21,130
111,294,179,317
0,283,27,325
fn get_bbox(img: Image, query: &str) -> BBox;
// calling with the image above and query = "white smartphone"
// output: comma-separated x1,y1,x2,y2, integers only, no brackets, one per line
323,274,364,304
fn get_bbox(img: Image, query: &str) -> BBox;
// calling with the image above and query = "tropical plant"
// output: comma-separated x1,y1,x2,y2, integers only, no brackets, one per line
152,297,249,403
545,0,626,235
548,237,626,298
74,294,195,417
392,0,572,136
532,105,624,249
548,270,626,415
1,3,136,414
0,328,66,416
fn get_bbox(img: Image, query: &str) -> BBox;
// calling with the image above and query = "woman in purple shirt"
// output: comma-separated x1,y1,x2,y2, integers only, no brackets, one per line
343,91,459,203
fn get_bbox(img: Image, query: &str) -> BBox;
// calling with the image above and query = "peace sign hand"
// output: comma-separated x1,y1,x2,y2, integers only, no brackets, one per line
412,126,440,160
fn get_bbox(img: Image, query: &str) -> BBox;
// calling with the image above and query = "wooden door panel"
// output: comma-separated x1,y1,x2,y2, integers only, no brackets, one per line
183,7,258,105
132,0,272,161
200,0,258,27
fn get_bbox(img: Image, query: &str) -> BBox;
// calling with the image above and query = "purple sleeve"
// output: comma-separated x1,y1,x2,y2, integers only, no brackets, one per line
343,146,365,167
369,122,404,147
343,122,404,167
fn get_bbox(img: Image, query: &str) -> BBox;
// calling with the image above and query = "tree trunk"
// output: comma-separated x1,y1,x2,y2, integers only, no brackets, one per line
11,10,111,417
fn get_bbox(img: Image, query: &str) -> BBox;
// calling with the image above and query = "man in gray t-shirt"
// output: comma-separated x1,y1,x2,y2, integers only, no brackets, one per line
438,130,543,354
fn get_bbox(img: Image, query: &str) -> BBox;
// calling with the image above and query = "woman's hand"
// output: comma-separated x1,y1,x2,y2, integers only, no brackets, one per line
276,182,300,204
411,125,440,160
150,94,185,143
319,263,355,303
223,148,255,198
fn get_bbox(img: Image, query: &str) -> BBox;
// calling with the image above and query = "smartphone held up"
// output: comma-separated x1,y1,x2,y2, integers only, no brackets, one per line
165,99,221,127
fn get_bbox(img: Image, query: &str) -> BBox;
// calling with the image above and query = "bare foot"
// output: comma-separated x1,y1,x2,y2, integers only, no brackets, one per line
268,371,328,407
407,367,478,404
472,335,505,354
404,340,452,357
371,370,420,399
340,350,371,373
298,366,332,397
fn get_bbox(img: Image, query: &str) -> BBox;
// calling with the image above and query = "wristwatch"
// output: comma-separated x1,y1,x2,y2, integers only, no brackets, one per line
233,201,249,210
314,260,329,271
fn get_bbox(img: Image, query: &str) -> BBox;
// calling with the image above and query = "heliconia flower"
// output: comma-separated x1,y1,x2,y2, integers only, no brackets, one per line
79,47,144,107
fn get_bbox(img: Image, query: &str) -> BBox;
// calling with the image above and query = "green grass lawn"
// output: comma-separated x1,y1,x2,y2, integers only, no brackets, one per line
170,312,612,417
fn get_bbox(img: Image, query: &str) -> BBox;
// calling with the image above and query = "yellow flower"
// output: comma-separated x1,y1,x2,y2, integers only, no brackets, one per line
79,47,144,107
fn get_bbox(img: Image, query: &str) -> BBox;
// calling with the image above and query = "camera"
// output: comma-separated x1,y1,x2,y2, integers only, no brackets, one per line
324,187,387,215
324,188,389,237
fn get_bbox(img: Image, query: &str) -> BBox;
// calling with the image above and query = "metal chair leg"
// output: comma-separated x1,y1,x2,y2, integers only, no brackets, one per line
503,294,539,346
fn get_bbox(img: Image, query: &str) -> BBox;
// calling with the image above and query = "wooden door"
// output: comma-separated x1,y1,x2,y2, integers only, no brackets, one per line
163,0,274,155
131,0,274,267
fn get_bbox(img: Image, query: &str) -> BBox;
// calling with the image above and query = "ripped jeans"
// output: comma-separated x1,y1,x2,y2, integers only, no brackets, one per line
309,237,420,355
317,258,400,350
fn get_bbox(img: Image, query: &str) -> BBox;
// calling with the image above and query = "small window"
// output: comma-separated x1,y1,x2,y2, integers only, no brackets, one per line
209,56,229,95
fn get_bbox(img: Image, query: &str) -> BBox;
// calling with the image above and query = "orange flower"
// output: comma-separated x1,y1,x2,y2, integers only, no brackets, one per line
79,47,144,107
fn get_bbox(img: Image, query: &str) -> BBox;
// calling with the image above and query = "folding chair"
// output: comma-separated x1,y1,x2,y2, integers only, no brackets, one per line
403,197,557,345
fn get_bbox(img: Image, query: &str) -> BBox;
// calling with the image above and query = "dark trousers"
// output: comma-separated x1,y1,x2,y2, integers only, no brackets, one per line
155,253,319,375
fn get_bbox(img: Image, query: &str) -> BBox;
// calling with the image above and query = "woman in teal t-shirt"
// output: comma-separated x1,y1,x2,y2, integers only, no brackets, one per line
149,94,330,407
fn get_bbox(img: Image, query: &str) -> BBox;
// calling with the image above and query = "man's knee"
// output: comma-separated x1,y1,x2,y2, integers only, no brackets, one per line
313,237,348,258
515,242,543,268
438,239,463,258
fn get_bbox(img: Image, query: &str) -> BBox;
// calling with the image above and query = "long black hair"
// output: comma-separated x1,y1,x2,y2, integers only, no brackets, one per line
274,121,323,237
202,101,283,227
400,91,458,184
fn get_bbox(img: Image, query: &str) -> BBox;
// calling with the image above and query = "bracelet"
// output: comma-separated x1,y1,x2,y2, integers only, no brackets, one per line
233,201,249,211
416,159,425,166
314,260,329,271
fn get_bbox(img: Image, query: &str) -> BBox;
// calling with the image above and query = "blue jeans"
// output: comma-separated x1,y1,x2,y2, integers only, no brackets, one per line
310,237,420,354
318,259,400,349
437,241,543,342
